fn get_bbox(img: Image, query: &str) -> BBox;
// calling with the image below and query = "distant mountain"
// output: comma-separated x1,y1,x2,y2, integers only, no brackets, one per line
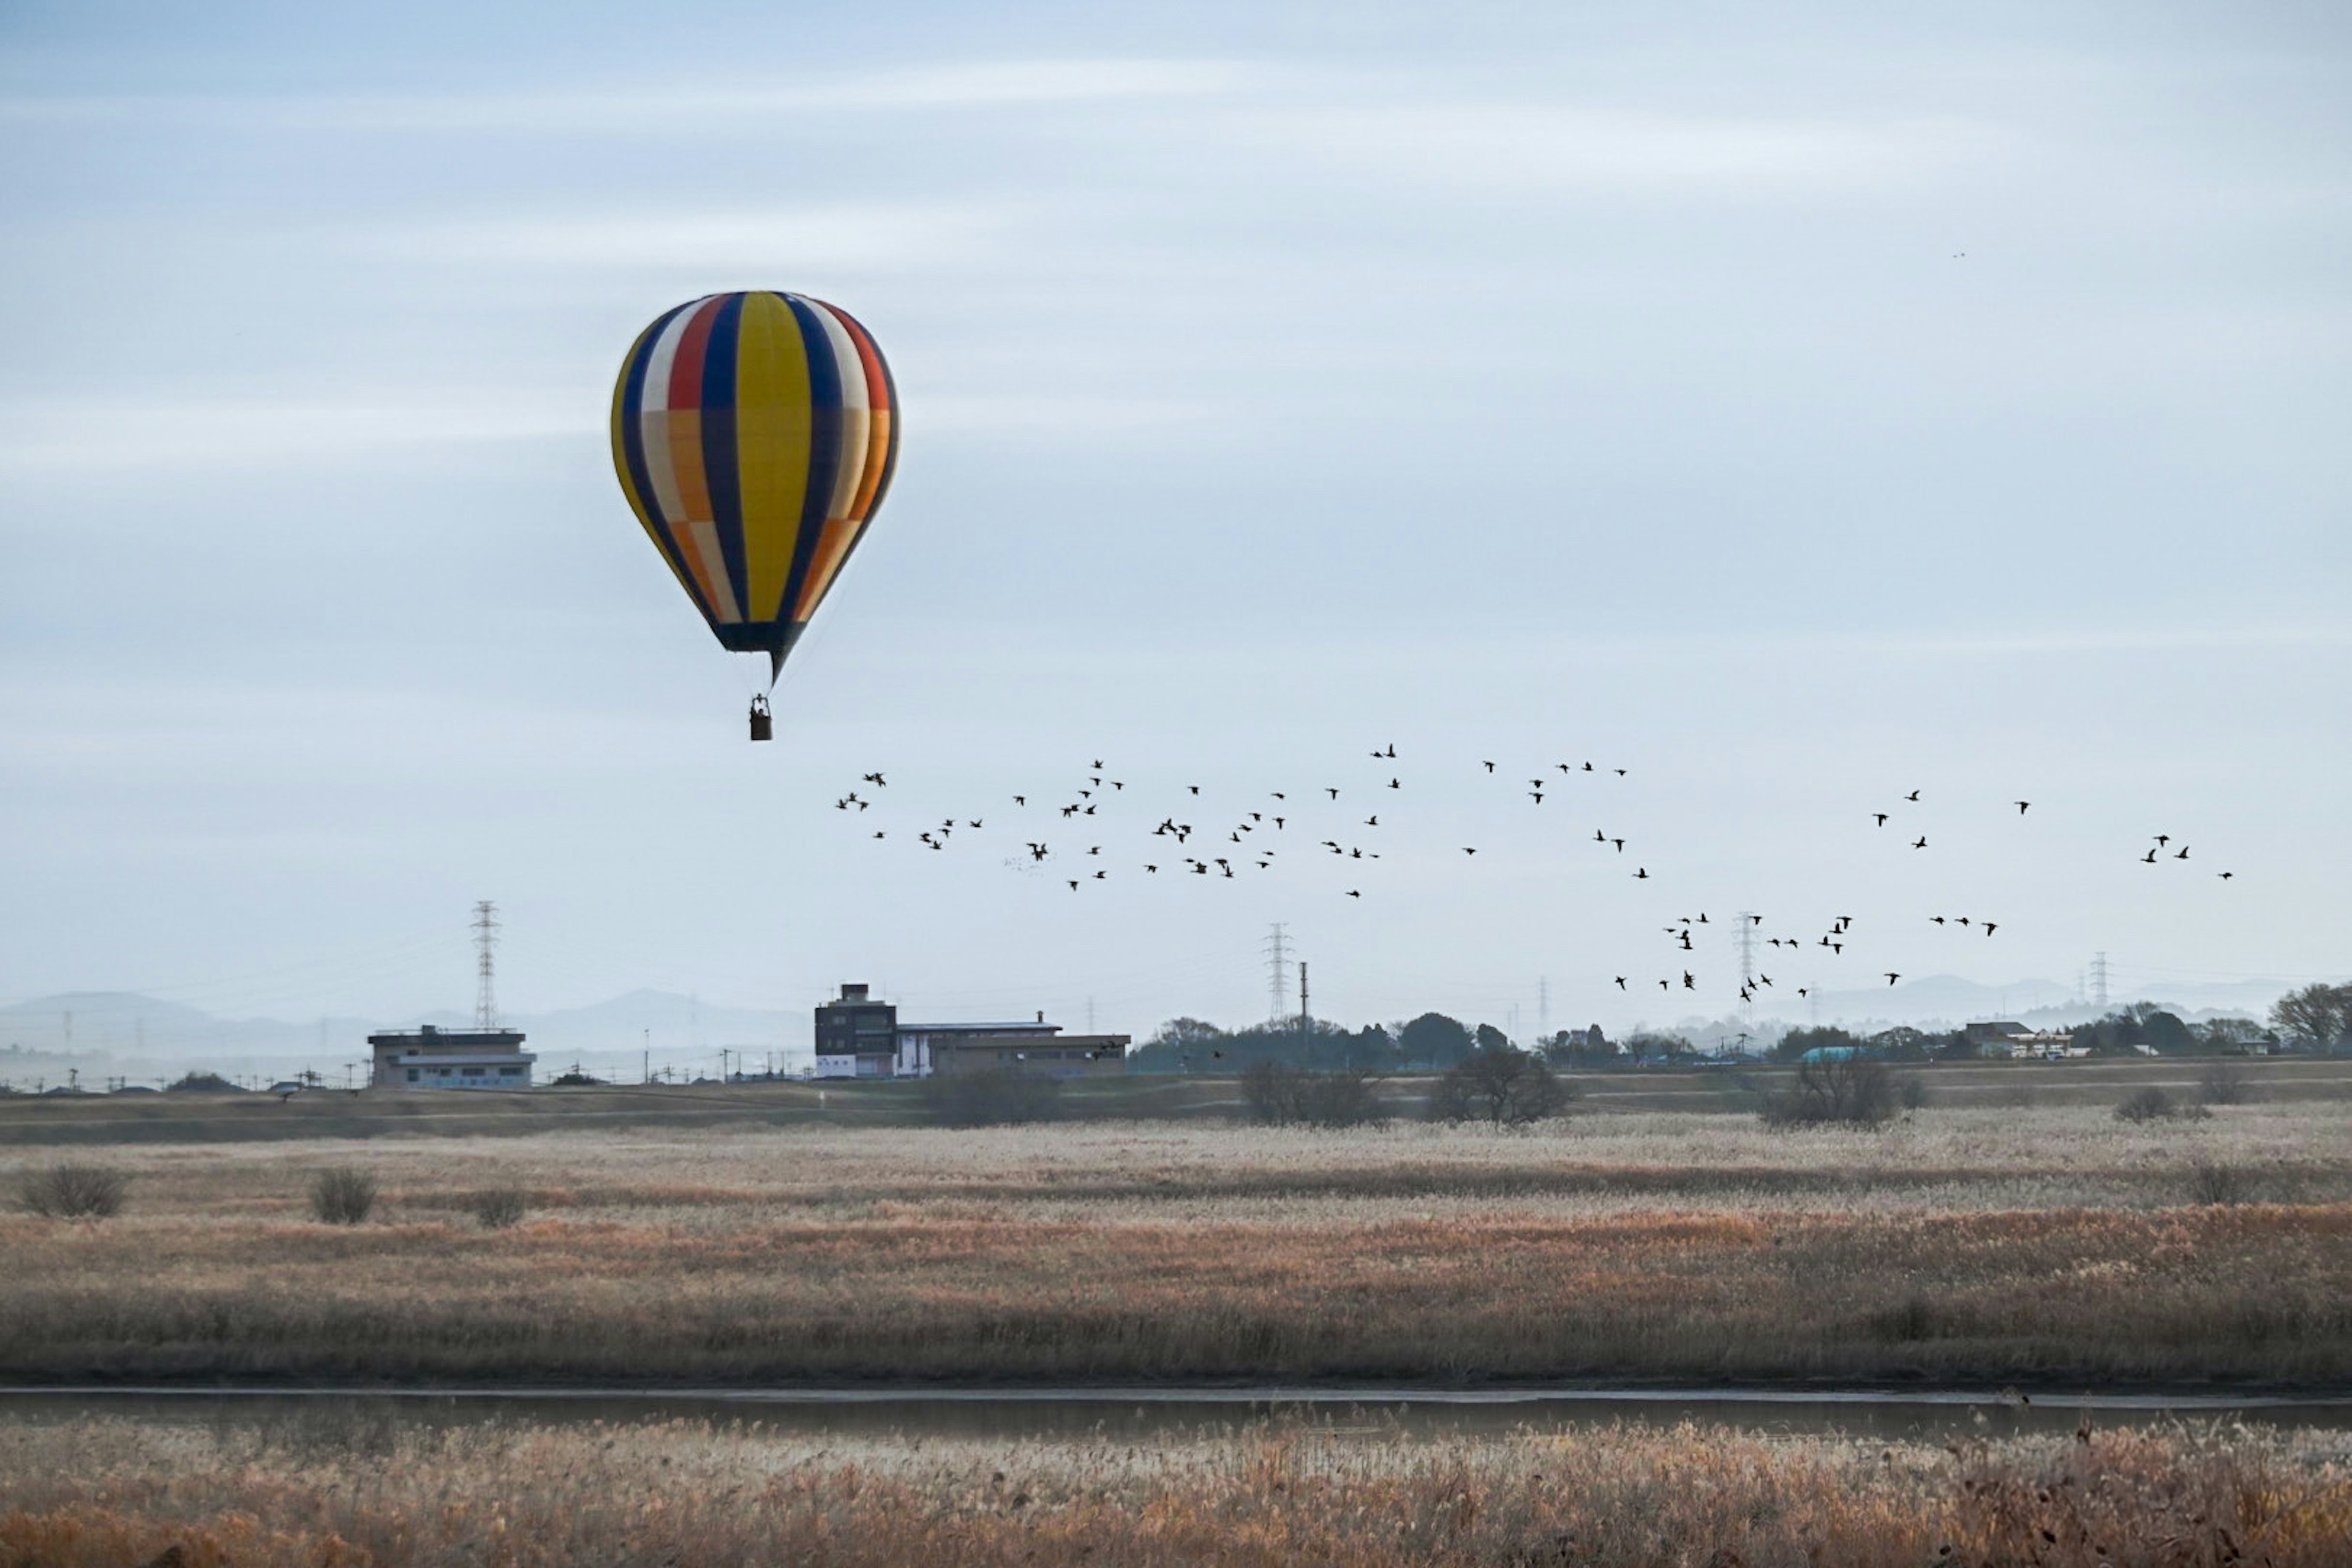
0,987,804,1080
1776,973,2301,1032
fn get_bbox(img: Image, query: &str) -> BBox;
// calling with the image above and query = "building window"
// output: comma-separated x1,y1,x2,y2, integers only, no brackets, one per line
461,1067,484,1077
405,1069,418,1082
497,1066,522,1077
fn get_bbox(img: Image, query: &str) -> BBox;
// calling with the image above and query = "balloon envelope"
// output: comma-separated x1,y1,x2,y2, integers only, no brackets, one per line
611,292,899,678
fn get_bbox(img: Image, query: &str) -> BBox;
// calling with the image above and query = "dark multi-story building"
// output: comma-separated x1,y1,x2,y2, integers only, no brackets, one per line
813,983,901,1078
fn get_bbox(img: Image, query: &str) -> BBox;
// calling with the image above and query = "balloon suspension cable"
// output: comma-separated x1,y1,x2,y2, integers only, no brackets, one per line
767,648,786,690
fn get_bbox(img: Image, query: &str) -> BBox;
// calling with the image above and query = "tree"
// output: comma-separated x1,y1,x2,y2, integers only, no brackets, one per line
1242,1061,1388,1128
1473,1023,1511,1054
1540,1027,1618,1068
1760,1055,1897,1129
1772,1026,1864,1064
1398,1012,1474,1069
1429,1046,1574,1125
2272,984,2351,1049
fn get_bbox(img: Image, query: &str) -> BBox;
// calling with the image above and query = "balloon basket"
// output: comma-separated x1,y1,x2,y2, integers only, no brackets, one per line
748,695,773,742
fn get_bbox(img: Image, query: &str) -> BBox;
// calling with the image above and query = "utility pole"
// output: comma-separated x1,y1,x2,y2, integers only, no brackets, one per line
1538,977,1550,1041
472,900,500,1028
1298,962,1310,1059
1263,924,1291,1024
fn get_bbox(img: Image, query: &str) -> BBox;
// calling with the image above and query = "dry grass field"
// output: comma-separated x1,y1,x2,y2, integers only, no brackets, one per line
4,1412,2351,1566
6,1103,2351,1387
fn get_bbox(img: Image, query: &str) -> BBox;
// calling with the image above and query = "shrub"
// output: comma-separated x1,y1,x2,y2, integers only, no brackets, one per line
468,1186,528,1229
1242,1061,1310,1125
1760,1056,1896,1129
1428,1048,1573,1126
1244,1063,1390,1129
2197,1059,2249,1107
1300,1069,1389,1129
2190,1162,2251,1207
19,1162,128,1219
2114,1087,2175,1124
1898,1076,1929,1110
310,1167,378,1225
922,1068,1062,1127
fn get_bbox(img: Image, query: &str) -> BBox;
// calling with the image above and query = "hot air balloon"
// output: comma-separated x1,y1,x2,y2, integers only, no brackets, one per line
611,292,899,740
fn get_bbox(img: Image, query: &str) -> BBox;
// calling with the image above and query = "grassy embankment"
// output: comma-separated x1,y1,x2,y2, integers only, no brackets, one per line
5,1413,2351,1566
4,1055,2342,1144
5,1104,2351,1387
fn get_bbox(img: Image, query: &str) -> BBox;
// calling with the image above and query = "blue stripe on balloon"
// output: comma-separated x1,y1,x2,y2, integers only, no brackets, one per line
780,293,843,623
616,303,716,625
698,292,752,625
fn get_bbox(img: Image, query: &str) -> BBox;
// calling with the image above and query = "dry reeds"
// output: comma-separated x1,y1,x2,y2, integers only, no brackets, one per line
4,1108,2349,1385
1,1415,2347,1567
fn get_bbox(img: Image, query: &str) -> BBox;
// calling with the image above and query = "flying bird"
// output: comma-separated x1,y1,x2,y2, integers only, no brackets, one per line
1615,976,1627,990
1904,790,1920,802
1874,813,1889,826
1983,922,1997,935
1912,837,1928,849
864,772,887,786
1885,972,1901,986
2016,802,2030,814
1483,761,1496,772
1463,846,1477,855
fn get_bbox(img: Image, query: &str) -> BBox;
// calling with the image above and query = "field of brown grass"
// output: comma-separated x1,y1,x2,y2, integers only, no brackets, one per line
6,1104,2351,1387
5,1412,2351,1566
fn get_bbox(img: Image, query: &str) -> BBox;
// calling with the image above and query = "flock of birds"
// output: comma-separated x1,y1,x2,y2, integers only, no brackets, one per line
829,745,2232,1012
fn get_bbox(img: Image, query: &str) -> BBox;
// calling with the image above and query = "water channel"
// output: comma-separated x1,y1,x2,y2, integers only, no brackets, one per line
7,1385,2351,1444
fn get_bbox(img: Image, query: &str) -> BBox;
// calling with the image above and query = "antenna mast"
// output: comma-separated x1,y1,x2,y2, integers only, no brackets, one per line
472,900,500,1028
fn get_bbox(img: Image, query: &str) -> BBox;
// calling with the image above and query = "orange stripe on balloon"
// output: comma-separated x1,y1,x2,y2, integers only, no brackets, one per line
790,516,864,622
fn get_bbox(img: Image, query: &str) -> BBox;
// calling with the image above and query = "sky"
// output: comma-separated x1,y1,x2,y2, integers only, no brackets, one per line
2,1,2347,1052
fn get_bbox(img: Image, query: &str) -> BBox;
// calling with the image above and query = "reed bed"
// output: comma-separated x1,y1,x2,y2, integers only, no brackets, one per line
2,1106,2350,1385
4,1414,2351,1566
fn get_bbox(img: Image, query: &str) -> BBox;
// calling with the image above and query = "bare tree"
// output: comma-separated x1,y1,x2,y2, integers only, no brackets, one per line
1760,1055,1897,1129
2272,983,2351,1049
1430,1047,1573,1126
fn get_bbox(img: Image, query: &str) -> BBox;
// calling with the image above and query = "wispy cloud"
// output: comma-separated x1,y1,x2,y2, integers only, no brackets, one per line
353,202,1014,271
1231,102,1997,194
0,58,1257,133
0,395,594,473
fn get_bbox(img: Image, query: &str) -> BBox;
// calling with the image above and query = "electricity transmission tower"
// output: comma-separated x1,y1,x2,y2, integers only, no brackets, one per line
2090,951,2109,1009
472,900,500,1028
1735,911,1759,1032
1264,924,1292,1023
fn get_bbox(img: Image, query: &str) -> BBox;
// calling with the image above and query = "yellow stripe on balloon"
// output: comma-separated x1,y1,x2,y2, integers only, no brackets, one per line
732,292,813,625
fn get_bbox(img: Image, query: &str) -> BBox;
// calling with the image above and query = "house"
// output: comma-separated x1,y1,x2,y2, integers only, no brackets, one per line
368,1024,535,1089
